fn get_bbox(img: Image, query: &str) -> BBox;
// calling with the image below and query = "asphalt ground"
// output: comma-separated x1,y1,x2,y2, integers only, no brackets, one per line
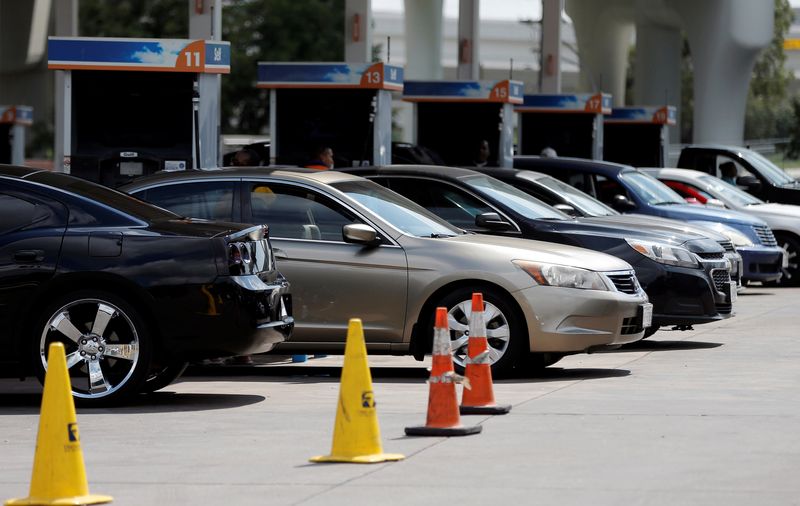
1,286,799,505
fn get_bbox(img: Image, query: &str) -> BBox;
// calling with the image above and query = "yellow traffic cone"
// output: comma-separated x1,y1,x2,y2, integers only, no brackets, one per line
310,319,404,464
5,343,113,506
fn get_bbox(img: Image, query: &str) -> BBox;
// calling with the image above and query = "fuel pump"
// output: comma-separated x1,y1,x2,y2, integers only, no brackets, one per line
48,36,230,185
604,106,677,167
516,93,612,160
257,62,402,167
402,80,523,168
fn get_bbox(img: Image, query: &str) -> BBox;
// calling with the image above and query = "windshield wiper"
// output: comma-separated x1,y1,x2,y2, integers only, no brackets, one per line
652,201,681,206
429,233,457,238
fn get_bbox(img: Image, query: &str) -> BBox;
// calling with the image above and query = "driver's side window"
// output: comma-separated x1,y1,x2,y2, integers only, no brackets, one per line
593,175,629,205
247,182,357,241
715,156,749,179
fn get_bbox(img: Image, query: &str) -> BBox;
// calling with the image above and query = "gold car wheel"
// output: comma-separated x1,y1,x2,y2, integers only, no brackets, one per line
447,299,511,370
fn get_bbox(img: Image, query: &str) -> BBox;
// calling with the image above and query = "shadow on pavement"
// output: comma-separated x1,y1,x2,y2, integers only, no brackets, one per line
501,367,631,383
0,386,266,414
616,340,723,352
184,365,430,384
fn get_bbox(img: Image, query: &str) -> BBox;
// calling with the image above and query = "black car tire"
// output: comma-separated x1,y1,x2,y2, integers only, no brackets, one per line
33,290,153,406
643,325,660,339
525,352,564,371
142,362,188,394
765,233,800,287
432,286,527,378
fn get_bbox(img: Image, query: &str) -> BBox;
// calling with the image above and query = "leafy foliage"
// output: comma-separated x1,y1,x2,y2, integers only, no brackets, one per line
78,0,344,136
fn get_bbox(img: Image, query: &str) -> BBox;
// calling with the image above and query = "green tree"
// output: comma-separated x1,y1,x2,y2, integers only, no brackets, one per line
78,0,343,136
221,0,343,134
744,0,794,141
79,0,187,38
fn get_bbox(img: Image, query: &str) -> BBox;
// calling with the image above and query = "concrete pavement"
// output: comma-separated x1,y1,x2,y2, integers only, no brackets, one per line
1,286,799,505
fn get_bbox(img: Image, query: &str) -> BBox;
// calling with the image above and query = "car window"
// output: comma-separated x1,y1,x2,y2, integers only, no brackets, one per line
530,175,618,216
461,175,566,220
594,174,630,204
0,191,68,235
139,181,237,221
618,171,685,205
247,182,357,241
330,179,463,237
382,178,495,229
696,174,764,206
662,180,712,203
737,150,795,186
29,171,178,222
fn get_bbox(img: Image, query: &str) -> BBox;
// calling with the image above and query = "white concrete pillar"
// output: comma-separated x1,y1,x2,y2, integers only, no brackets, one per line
345,0,373,62
189,0,222,168
565,0,634,105
634,0,682,141
54,0,77,172
540,0,564,93
404,0,443,79
189,0,221,39
672,0,773,145
457,0,479,79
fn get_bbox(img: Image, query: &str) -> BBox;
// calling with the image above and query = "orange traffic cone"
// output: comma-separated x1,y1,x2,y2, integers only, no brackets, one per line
5,342,113,506
405,307,482,437
460,293,512,415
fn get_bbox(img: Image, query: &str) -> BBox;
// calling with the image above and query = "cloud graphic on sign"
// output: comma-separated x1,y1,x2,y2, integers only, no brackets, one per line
323,66,362,83
131,41,187,65
458,83,488,98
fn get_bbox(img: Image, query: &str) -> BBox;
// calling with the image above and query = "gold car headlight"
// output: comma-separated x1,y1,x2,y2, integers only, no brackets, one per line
513,260,608,290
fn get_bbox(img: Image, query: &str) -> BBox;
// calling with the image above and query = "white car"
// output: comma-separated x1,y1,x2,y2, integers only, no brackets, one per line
642,167,799,285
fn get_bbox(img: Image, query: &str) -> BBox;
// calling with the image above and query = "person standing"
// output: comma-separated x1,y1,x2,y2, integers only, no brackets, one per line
305,146,334,170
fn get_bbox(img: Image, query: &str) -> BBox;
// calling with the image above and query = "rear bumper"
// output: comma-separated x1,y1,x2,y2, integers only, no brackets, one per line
157,274,294,360
739,246,783,282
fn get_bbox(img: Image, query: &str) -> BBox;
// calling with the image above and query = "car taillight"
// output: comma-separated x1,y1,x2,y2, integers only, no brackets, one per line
229,243,245,275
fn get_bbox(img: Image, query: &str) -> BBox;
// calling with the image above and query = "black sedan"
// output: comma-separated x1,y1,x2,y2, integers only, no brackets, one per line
343,165,736,336
0,165,293,405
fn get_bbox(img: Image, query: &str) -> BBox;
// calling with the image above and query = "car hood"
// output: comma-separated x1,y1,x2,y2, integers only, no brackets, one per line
437,233,633,272
648,203,766,226
566,216,697,246
745,202,800,219
578,214,729,245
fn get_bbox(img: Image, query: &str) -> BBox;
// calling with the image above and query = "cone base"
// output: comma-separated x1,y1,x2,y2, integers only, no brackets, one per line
309,452,405,464
404,424,482,437
460,404,512,415
5,493,114,506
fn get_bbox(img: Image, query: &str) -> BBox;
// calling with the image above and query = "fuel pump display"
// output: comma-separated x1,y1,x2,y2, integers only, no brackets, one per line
48,37,230,185
516,93,612,160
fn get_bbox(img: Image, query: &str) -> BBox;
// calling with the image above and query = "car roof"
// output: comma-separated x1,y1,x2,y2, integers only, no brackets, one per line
0,164,50,179
639,167,710,181
342,164,484,180
119,167,367,190
513,156,636,176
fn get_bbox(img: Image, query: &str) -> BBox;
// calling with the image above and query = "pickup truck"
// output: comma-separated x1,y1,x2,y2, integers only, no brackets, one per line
677,145,800,205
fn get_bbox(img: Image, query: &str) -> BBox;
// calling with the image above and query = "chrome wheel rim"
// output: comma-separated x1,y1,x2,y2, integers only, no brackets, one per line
779,241,798,282
40,298,140,399
447,299,511,368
